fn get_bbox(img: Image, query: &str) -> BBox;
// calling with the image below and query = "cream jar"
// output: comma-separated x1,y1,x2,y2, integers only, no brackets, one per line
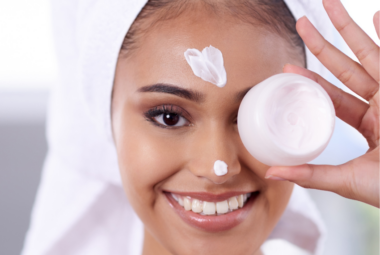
238,73,335,166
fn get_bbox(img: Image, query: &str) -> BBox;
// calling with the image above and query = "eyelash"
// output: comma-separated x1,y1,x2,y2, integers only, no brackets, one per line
144,105,191,129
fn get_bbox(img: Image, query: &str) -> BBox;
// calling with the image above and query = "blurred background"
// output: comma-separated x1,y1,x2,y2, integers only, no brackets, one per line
0,0,378,254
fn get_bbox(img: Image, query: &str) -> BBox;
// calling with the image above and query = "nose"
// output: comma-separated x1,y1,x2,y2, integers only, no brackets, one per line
187,123,241,184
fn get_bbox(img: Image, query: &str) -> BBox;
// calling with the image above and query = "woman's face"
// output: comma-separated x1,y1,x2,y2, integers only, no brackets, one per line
113,9,301,255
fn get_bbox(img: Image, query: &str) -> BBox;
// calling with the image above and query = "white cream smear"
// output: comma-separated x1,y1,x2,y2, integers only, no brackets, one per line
213,160,228,176
184,45,227,87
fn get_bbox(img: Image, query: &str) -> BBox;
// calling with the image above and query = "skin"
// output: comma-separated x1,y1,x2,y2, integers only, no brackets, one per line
266,0,380,208
112,5,302,255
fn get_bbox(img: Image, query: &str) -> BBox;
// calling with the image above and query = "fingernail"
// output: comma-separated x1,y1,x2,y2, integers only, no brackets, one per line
282,63,291,71
265,175,287,181
298,15,308,22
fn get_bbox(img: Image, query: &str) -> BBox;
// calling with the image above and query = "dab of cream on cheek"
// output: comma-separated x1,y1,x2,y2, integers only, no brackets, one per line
238,73,335,166
184,45,227,87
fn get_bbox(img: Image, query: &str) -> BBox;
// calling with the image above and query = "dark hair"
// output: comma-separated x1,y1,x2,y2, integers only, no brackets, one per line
120,0,306,66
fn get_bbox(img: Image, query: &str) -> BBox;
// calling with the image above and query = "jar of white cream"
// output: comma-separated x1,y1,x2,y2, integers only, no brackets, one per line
238,73,335,166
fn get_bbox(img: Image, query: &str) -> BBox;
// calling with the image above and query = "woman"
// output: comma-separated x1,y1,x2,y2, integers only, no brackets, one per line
22,0,379,254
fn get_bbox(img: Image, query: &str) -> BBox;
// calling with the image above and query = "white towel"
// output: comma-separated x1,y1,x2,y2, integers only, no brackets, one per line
22,0,335,254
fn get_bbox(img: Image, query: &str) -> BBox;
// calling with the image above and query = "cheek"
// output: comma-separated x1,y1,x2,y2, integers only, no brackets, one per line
238,138,294,219
263,180,294,226
115,113,187,217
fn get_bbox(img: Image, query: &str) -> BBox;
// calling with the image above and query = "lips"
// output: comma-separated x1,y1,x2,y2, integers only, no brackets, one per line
165,191,258,232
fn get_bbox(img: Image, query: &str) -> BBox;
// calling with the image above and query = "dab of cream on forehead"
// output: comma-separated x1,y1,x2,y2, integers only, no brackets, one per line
184,45,227,87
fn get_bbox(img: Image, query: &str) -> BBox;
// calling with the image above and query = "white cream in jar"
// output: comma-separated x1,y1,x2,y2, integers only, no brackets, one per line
238,73,335,166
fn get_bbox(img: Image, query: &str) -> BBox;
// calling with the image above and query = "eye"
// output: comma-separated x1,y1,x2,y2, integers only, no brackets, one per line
144,105,191,128
154,112,188,127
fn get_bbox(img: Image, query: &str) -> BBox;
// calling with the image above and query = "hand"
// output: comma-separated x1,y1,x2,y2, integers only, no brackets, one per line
265,0,379,208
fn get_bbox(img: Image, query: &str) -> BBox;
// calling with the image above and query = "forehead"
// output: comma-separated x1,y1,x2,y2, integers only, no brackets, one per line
119,10,296,95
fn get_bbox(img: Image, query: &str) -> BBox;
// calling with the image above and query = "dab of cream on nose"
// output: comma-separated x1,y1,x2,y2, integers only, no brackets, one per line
214,160,228,176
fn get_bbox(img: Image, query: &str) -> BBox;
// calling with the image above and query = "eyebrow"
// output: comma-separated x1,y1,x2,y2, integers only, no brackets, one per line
138,83,205,103
138,83,253,103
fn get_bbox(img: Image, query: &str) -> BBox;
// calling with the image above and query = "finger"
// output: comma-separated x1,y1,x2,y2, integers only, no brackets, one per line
265,162,379,208
297,17,379,101
374,11,380,39
323,0,380,82
283,64,369,129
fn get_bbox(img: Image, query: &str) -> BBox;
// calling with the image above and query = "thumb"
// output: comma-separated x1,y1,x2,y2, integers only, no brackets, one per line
265,164,349,195
265,162,379,207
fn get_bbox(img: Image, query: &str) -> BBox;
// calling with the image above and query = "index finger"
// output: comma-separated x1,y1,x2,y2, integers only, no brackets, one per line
323,0,380,83
297,17,379,101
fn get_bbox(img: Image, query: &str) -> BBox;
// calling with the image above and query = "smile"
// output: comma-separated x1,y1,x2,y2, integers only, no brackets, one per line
171,193,251,215
165,191,258,232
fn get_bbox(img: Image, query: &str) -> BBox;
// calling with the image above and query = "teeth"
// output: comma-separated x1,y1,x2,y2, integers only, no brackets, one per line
172,192,252,215
203,201,216,215
184,197,192,211
216,200,229,214
237,194,244,208
178,196,184,206
192,199,203,213
228,197,239,210
172,193,179,202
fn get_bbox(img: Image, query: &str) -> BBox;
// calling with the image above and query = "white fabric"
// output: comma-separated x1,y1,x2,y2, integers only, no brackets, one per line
21,0,335,254
262,239,311,255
